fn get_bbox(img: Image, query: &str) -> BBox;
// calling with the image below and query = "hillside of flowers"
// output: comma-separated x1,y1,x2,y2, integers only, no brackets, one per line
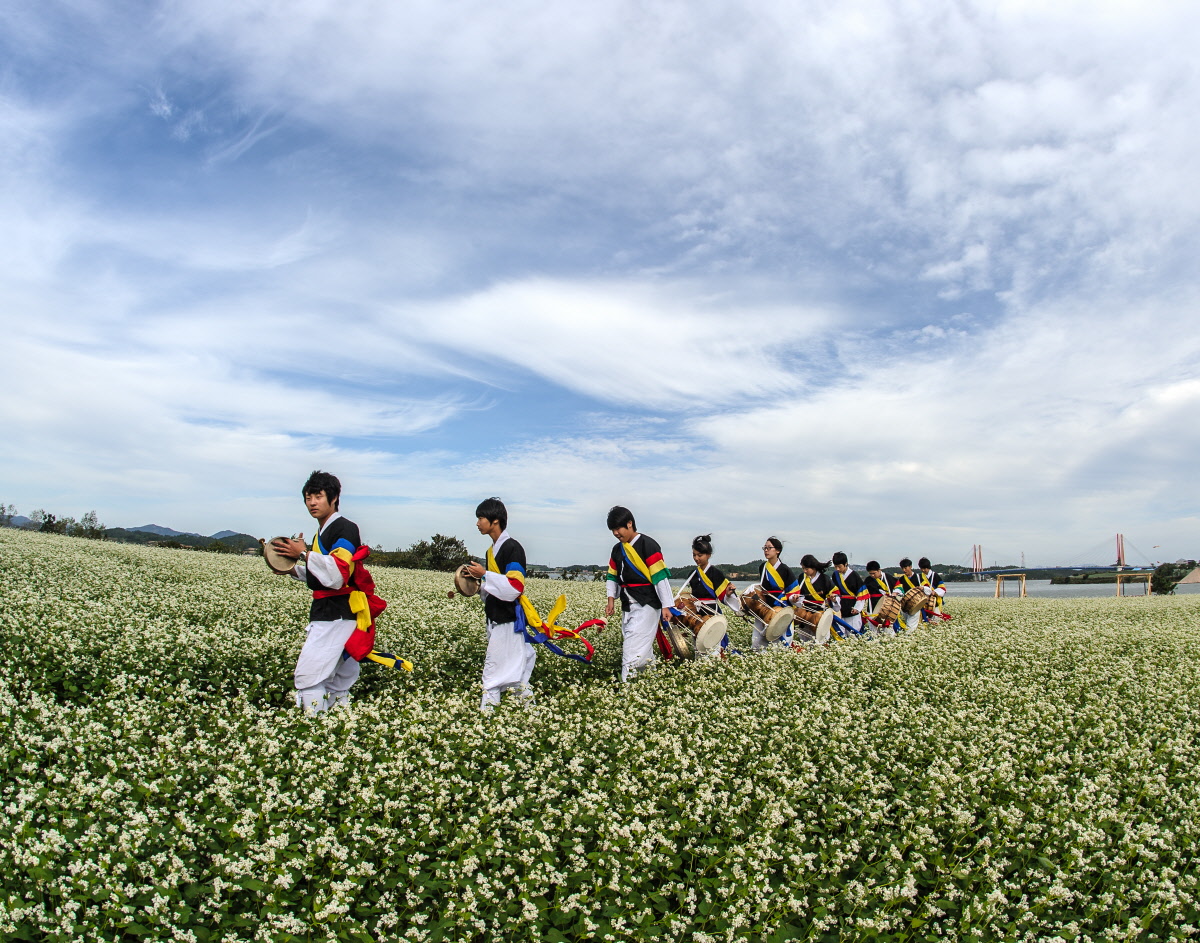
2,527,1200,942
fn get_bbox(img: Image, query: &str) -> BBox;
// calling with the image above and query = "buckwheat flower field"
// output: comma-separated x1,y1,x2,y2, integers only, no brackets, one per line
2,529,1200,942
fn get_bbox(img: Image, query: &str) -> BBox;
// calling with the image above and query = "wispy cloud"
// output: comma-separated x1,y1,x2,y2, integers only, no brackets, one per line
204,111,278,167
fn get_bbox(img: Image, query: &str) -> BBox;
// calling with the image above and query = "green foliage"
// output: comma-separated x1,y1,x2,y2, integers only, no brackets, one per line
70,510,106,540
375,533,469,571
40,512,75,534
2,528,1200,941
1152,562,1180,595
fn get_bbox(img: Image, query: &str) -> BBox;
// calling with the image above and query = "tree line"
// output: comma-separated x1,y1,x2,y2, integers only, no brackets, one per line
1,504,106,539
369,534,471,572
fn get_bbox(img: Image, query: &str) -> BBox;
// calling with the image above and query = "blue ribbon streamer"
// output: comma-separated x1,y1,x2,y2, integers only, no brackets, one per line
513,606,593,663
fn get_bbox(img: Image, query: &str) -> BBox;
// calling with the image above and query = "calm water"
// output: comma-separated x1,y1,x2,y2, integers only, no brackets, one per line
727,578,1197,599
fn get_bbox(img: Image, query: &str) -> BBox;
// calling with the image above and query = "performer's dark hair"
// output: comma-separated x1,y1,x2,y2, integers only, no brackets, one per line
832,551,848,566
919,556,932,569
765,536,783,553
866,560,881,571
800,553,829,572
607,506,635,530
899,557,912,568
692,534,713,555
303,470,341,509
476,497,507,529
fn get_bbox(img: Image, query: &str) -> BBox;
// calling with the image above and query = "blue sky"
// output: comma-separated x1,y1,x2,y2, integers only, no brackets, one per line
2,0,1198,568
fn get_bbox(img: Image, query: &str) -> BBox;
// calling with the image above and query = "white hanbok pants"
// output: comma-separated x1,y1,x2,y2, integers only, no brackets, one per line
295,618,361,713
481,620,537,710
621,603,661,681
899,605,922,633
838,613,863,637
870,611,897,637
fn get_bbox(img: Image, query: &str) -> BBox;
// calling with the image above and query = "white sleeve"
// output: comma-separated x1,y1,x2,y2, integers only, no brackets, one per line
725,592,742,613
290,561,307,582
482,571,521,601
606,581,618,599
305,552,346,590
656,579,675,609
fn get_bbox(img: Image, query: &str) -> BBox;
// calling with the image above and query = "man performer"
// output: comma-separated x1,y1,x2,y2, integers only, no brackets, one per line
828,551,869,636
464,497,536,711
273,470,386,713
918,556,948,620
604,506,675,680
863,560,896,636
892,557,923,632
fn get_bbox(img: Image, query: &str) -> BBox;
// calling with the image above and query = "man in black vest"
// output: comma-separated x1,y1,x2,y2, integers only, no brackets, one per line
464,498,536,711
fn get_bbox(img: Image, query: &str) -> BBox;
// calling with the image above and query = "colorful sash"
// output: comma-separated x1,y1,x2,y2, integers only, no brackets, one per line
760,561,790,608
621,541,654,583
831,570,866,608
693,565,730,600
621,540,669,588
487,549,598,662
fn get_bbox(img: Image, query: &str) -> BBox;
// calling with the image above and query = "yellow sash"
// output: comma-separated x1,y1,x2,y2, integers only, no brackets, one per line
763,561,785,592
803,574,826,601
621,540,654,582
487,546,548,628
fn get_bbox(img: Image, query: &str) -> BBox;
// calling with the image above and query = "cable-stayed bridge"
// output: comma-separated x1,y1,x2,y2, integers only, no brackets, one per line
963,534,1159,576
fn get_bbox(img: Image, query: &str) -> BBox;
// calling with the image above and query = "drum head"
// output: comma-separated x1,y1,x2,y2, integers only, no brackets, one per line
763,606,794,642
262,537,298,575
454,565,481,597
814,609,834,644
693,614,728,655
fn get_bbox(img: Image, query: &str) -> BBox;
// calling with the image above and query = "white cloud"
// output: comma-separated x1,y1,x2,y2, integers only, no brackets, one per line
139,0,1200,305
400,278,833,408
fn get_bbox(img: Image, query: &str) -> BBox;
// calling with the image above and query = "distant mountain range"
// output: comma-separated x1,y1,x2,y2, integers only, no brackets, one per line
105,525,260,551
127,524,204,538
124,524,245,541
3,516,262,552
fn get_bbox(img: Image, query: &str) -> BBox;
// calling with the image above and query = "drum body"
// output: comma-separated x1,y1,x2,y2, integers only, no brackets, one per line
262,537,299,575
672,598,729,658
873,594,902,623
900,587,927,615
792,604,835,644
740,586,794,642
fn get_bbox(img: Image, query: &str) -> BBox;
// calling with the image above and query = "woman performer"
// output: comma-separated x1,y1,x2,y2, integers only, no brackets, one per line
681,534,741,653
794,553,835,642
684,535,741,616
753,537,799,651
